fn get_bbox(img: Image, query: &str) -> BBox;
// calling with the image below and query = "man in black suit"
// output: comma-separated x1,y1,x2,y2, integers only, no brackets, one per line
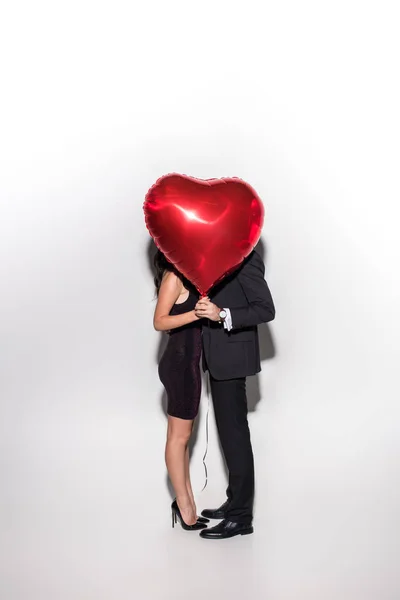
194,249,275,539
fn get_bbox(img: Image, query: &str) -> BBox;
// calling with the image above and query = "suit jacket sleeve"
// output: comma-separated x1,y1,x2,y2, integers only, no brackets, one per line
230,251,275,329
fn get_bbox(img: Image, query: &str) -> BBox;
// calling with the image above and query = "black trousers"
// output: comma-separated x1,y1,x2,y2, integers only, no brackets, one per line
210,375,255,525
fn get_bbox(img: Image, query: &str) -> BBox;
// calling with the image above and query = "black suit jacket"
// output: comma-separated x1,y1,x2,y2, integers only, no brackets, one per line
202,250,275,380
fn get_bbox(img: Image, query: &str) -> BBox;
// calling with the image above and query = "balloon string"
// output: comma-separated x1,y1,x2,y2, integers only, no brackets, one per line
200,372,210,492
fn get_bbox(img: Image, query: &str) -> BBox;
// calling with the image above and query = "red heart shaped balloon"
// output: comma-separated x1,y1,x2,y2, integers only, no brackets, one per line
144,173,264,295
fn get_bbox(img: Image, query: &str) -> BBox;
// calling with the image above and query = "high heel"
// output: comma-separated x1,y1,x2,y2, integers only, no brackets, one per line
197,516,210,524
171,500,207,531
171,499,209,525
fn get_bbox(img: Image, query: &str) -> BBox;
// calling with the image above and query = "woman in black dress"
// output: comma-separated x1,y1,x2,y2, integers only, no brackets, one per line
153,250,208,531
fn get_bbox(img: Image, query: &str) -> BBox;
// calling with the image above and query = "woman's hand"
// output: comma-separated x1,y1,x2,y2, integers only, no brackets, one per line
195,297,221,322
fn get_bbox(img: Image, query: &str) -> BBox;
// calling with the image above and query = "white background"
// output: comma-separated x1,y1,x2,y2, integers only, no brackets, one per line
1,1,399,599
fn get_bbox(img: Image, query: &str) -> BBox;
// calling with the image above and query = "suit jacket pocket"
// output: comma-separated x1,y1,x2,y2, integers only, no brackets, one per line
227,329,255,343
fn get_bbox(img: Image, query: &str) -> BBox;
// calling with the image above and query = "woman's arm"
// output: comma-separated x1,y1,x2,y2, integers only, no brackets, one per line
153,272,200,332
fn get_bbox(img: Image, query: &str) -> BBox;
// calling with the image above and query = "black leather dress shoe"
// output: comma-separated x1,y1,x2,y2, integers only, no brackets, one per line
201,499,230,520
199,519,253,539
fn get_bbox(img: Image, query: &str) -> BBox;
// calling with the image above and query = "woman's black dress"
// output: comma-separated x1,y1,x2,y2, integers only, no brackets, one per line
158,289,202,420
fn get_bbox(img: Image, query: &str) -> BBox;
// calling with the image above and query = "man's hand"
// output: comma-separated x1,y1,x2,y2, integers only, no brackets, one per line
195,297,221,322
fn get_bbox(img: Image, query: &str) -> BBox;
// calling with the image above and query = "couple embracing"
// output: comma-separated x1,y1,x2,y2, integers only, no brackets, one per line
153,247,275,539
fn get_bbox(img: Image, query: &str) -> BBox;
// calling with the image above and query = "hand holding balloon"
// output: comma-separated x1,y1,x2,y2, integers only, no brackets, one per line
194,297,221,322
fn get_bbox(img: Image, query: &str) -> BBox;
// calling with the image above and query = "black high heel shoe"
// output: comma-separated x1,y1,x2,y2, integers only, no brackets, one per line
197,515,210,524
171,499,209,524
171,500,208,530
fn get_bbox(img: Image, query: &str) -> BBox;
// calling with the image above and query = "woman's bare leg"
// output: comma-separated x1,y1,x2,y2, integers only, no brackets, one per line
165,415,196,525
184,445,198,517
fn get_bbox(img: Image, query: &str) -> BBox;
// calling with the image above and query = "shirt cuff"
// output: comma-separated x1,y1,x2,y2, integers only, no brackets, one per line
223,308,233,331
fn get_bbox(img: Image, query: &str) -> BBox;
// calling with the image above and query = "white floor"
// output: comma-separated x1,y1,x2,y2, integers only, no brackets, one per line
1,434,398,600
